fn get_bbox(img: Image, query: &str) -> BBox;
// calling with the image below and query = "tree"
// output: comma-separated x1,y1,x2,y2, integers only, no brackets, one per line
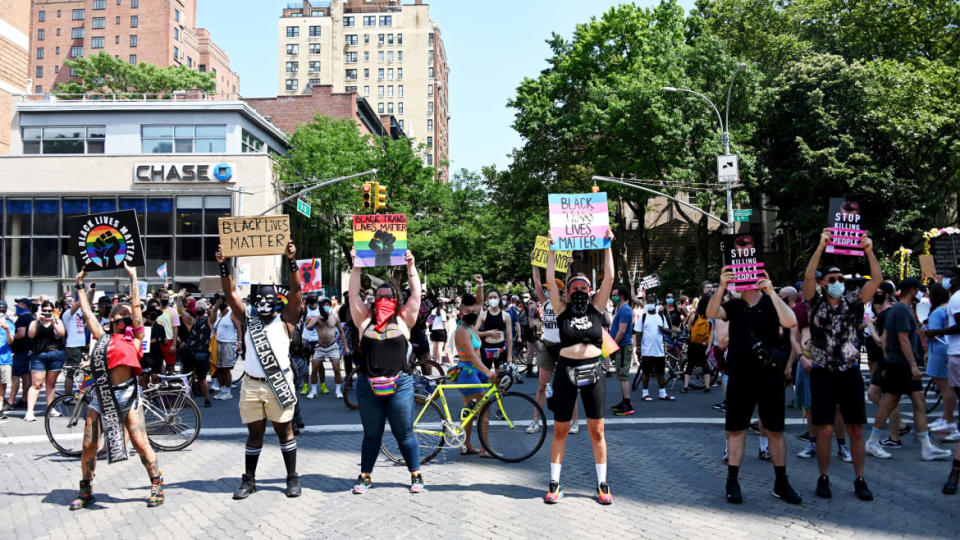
56,51,215,96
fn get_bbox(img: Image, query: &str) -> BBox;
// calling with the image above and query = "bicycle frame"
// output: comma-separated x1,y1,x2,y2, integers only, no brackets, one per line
413,383,515,439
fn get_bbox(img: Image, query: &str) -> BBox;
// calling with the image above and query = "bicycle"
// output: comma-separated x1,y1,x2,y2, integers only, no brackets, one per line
380,369,547,465
631,333,691,392
45,368,202,457
925,378,943,414
343,359,445,411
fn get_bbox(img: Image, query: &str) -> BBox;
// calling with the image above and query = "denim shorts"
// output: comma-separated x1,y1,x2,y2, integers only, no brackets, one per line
30,349,65,372
89,377,141,417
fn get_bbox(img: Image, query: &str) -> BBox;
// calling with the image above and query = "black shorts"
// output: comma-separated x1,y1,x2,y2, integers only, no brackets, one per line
725,369,786,432
411,330,429,354
869,358,885,387
641,356,665,377
880,362,922,396
183,350,210,377
429,329,447,343
547,356,605,423
810,366,867,426
685,343,708,375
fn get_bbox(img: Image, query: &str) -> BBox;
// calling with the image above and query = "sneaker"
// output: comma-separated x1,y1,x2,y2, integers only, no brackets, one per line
306,390,317,400
335,387,343,400
921,443,952,461
300,383,309,395
718,402,727,413
147,475,165,507
1,402,11,412
352,474,372,495
854,476,874,501
642,395,654,402
704,387,712,394
515,377,525,384
748,421,760,434
0,413,7,422
595,482,614,505
943,471,958,495
213,390,232,401
544,481,563,504
942,428,960,442
758,449,771,461
797,432,813,442
210,381,221,393
773,477,802,505
232,474,256,500
816,475,832,499
69,480,95,510
410,473,425,494
285,473,302,498
880,437,903,449
612,402,635,416
658,394,675,401
866,440,892,459
569,421,579,435
899,424,912,437
726,478,743,504
712,400,725,411
23,414,36,422
47,409,61,418
837,443,853,463
525,420,541,434
797,442,816,459
320,382,330,394
929,418,949,432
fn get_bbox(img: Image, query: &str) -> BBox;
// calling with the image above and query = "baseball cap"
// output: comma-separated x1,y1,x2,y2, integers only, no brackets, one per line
878,282,895,296
824,266,842,275
898,278,922,291
0,300,7,312
511,295,519,301
15,297,31,305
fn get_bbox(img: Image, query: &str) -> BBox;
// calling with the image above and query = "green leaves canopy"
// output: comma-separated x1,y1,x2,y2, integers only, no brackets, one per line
57,51,216,96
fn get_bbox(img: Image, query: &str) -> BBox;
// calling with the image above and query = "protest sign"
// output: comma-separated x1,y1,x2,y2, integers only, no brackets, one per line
919,255,937,282
199,277,221,295
640,274,660,289
137,281,148,299
933,233,960,276
297,258,323,293
825,198,864,256
237,263,251,287
548,193,611,251
531,235,572,273
67,209,145,271
721,232,765,292
218,215,290,257
353,214,407,267
141,325,152,354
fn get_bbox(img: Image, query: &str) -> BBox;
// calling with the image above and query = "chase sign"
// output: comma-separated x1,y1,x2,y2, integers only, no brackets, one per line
134,162,235,183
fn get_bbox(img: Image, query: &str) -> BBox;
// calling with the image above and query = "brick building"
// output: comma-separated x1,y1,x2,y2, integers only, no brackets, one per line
1,0,31,154
28,0,239,96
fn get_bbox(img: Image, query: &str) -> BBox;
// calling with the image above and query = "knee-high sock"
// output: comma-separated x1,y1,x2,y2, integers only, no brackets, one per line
245,445,262,477
280,439,297,475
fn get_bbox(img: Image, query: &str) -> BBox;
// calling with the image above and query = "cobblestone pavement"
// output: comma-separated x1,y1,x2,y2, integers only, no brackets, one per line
1,367,957,539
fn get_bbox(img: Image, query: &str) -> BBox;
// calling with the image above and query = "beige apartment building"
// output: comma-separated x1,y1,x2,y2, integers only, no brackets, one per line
0,0,31,154
27,0,239,96
279,0,449,181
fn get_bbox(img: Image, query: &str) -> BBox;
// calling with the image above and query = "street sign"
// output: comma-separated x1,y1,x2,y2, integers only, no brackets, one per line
733,209,752,222
296,198,311,218
717,154,739,183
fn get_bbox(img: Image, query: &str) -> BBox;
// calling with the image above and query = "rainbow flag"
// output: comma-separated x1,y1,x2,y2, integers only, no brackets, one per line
80,374,94,393
352,214,407,268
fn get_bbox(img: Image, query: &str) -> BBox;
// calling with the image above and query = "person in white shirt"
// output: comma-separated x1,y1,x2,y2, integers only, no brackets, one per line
637,294,674,401
61,294,87,395
211,294,241,400
429,301,448,364
923,275,960,494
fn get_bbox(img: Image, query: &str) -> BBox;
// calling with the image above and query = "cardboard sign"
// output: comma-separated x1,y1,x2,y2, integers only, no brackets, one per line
297,258,323,293
640,274,660,289
353,214,407,267
919,255,937,281
156,263,167,280
67,209,145,271
548,193,611,251
199,277,221,295
531,235,572,273
825,198,864,256
218,215,291,257
933,234,960,276
721,232,765,292
137,281,148,298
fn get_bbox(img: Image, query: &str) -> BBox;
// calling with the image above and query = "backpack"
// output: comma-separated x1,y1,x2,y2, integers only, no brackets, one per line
690,314,710,346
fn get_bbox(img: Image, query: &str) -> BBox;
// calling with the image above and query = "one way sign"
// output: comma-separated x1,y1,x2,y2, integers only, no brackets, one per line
717,154,739,183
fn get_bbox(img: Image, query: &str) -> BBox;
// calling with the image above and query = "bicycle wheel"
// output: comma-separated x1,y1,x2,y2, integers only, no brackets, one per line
411,360,445,395
477,392,546,462
632,364,644,391
925,379,943,414
142,388,202,451
342,368,360,410
381,393,446,466
45,394,87,457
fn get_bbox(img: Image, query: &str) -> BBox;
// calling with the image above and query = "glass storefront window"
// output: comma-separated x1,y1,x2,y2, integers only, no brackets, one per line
62,198,89,235
33,238,59,276
146,198,173,235
176,196,203,235
202,237,219,275
146,237,172,279
34,199,59,236
203,195,231,234
90,198,116,214
5,199,31,236
119,198,146,233
176,237,202,276
5,238,30,277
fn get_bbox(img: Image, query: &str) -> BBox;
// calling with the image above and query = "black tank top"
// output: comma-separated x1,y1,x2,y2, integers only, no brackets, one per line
32,322,63,354
359,319,410,377
557,304,604,348
479,309,506,348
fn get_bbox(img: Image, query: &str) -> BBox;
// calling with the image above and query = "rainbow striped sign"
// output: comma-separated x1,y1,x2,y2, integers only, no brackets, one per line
548,193,611,251
353,214,407,267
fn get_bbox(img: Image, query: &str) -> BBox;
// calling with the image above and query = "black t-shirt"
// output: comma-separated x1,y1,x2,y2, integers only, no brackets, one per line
12,313,34,355
864,306,889,364
665,308,682,329
884,302,919,365
722,294,782,374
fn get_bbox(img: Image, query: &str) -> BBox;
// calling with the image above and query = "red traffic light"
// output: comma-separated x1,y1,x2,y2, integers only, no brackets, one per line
362,183,371,193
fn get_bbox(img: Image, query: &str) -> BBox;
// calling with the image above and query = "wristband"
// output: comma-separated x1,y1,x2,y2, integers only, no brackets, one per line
132,326,145,334
287,257,298,273
219,262,230,278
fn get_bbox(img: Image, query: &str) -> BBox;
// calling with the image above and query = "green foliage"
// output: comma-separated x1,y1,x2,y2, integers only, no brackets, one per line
56,51,216,96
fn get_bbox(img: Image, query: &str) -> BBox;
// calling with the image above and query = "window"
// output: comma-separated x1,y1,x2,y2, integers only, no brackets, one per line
387,85,394,97
345,34,357,46
387,68,393,80
286,61,298,73
173,27,179,40
115,35,119,44
173,46,179,61
399,120,404,130
72,9,85,20
363,33,370,44
308,78,322,87
36,66,43,78
140,125,226,154
309,25,321,37
174,9,180,22
387,102,394,114
132,0,138,7
363,68,369,78
91,36,104,49
198,64,206,72
187,56,192,67
70,67,78,77
377,85,384,97
286,43,299,55
22,126,105,154
397,33,402,44
38,10,45,22
427,136,433,147
130,34,137,46
130,15,138,27
378,103,384,114
290,12,302,17
398,85,403,97
428,50,434,63
94,0,105,9
308,61,320,72
345,69,357,81
380,15,392,26
397,102,403,114
55,65,59,73
427,119,432,131
286,26,299,37
377,51,384,63
92,17,105,28
241,129,264,153
387,33,394,45
37,29,44,41
56,28,60,36
364,51,369,61
397,50,403,62
345,51,357,63
57,9,61,18
345,85,357,92
129,54,136,64
36,47,44,59
427,84,433,96
428,32,434,45
378,33,384,45
428,101,434,115
308,43,321,54
387,51,394,63
377,68,384,80
343,16,355,27
311,9,322,16
363,86,369,96
115,16,120,24
71,27,83,39
429,67,435,78
363,15,376,27
70,46,83,58
285,79,298,91
397,67,403,79
427,154,433,166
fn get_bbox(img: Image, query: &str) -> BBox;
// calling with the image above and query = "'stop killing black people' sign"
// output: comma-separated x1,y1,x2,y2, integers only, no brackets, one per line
66,209,145,271
825,198,864,257
721,232,765,292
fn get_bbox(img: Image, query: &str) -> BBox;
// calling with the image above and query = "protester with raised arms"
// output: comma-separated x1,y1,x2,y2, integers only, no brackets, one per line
543,229,616,505
217,241,303,500
477,284,513,371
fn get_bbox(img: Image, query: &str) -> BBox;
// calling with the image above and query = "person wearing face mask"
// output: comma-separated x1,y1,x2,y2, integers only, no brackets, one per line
802,228,882,500
477,287,513,372
180,298,214,408
346,248,425,495
307,297,344,399
211,294,241,401
217,241,304,500
635,293,674,403
543,229,616,505
24,300,66,422
298,293,320,397
70,263,164,510
154,290,179,376
608,285,637,415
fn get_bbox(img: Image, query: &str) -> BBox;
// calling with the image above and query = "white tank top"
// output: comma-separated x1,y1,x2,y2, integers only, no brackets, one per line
243,314,291,378
301,306,321,342
214,311,238,343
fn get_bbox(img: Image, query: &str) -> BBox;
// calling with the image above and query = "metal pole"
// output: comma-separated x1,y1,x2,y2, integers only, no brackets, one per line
260,169,378,216
592,176,726,225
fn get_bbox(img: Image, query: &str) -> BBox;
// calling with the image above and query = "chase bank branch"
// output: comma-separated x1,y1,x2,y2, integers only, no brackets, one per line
0,97,291,303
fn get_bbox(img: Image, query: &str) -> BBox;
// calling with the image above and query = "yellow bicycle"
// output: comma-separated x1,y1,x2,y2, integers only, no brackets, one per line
381,374,547,464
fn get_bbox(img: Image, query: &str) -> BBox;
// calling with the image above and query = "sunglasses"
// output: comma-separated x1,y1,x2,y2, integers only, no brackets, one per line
827,276,845,284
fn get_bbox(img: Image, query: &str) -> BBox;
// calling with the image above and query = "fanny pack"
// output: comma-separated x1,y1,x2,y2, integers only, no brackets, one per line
565,360,602,387
370,374,401,396
482,347,503,361
447,366,462,383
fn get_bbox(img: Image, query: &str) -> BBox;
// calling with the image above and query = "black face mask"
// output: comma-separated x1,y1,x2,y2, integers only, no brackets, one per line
569,291,590,315
159,298,169,307
462,312,479,325
873,293,886,306
196,309,206,318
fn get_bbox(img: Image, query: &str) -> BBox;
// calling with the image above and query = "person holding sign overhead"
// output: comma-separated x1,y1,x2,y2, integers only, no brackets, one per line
543,229,616,506
216,241,304,500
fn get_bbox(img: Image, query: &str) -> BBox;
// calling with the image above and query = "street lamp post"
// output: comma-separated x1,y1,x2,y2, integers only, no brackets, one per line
662,63,747,231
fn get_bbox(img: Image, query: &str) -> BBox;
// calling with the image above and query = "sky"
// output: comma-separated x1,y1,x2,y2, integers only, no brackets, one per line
196,0,695,175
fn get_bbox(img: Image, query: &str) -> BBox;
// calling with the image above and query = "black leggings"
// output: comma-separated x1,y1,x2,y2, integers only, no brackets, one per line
547,356,605,423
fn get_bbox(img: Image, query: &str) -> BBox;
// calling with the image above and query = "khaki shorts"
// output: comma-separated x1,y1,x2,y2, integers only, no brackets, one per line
0,365,11,385
238,374,296,424
611,344,634,382
537,341,560,372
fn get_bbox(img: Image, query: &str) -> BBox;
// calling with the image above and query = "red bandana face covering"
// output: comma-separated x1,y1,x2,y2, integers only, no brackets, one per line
374,298,399,332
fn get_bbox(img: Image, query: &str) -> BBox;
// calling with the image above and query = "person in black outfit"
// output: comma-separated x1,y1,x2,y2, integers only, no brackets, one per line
706,268,801,505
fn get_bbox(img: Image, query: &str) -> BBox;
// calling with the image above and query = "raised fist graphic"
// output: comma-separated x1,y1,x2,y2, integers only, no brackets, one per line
369,229,397,267
93,231,121,266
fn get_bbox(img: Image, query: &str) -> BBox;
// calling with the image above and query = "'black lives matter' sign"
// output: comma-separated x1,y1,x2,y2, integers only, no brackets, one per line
67,209,145,271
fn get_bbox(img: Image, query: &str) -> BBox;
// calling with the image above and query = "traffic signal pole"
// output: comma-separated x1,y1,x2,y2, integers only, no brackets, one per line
260,169,378,216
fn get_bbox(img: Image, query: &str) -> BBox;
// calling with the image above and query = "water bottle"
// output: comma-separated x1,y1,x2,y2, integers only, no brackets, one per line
545,383,553,398
461,398,478,420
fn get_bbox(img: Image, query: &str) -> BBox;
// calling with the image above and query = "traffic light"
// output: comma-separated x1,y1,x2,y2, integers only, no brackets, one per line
375,184,388,211
361,182,372,210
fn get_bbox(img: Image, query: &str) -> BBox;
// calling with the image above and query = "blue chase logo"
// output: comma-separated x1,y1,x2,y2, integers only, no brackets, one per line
213,163,233,182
